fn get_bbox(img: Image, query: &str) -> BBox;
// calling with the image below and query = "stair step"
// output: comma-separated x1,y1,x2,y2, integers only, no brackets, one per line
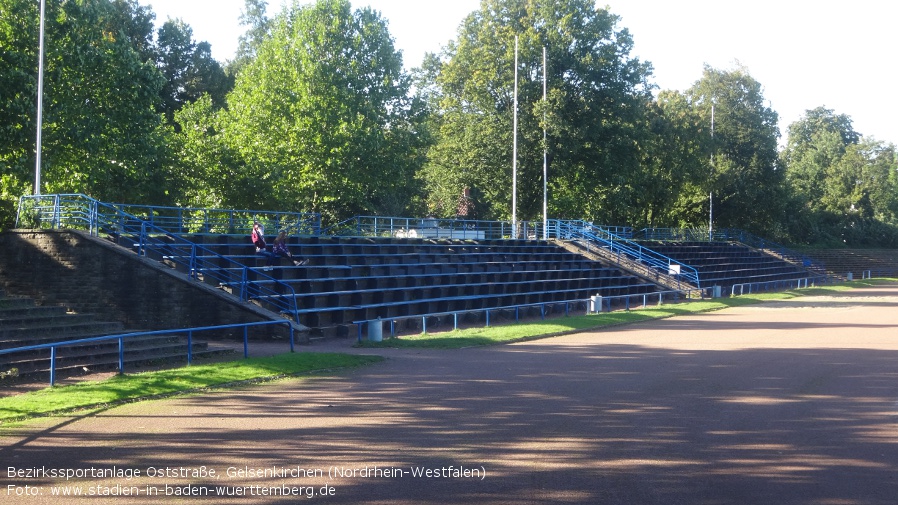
0,305,69,323
0,334,179,362
0,321,125,343
0,325,129,349
0,296,39,311
1,337,233,377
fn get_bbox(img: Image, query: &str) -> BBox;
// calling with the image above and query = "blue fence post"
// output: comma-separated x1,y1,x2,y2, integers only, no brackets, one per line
90,199,98,236
49,347,57,387
190,245,197,280
289,324,295,353
422,316,427,334
186,331,193,365
453,313,458,331
243,327,249,358
118,337,125,374
52,194,61,229
485,309,491,327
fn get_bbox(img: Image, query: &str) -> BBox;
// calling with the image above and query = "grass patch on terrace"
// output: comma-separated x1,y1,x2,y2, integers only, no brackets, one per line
0,352,382,424
358,280,893,350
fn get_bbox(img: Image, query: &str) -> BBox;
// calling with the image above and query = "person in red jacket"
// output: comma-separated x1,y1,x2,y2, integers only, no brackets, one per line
250,222,278,270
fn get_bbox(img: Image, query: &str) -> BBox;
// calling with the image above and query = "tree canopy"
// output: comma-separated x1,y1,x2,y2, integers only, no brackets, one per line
421,0,654,223
1,0,895,247
190,0,423,219
782,107,898,246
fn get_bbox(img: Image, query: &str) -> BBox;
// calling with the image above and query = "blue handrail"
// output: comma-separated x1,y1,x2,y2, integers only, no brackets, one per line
0,320,295,387
320,215,546,240
16,194,301,322
354,288,703,341
16,195,321,236
108,202,321,236
548,220,702,289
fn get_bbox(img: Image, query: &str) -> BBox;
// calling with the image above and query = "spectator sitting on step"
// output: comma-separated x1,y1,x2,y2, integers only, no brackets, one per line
251,221,278,270
273,231,309,266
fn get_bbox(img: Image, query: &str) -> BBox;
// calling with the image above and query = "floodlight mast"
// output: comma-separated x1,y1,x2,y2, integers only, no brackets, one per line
34,0,46,195
709,103,715,241
542,46,547,240
511,36,519,239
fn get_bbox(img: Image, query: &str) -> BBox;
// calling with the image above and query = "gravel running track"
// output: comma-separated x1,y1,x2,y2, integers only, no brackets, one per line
2,283,898,504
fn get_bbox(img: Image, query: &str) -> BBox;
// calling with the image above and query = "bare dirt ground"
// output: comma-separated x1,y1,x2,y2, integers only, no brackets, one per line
2,282,898,504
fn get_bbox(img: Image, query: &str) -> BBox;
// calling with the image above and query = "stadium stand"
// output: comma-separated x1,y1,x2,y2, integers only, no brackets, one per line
176,234,659,336
11,194,832,341
634,240,820,291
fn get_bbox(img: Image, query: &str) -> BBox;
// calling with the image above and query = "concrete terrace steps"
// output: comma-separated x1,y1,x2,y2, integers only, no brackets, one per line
634,240,815,289
0,322,126,347
124,233,665,337
801,249,898,279
2,334,232,378
209,236,660,332
0,291,232,381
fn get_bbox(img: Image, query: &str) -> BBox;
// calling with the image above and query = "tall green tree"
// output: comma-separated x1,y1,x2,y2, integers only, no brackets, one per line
40,0,171,203
782,107,859,205
171,94,240,208
422,0,654,223
685,65,782,233
631,90,711,228
212,0,422,219
107,0,156,63
0,0,39,226
0,0,174,219
781,107,898,246
155,19,230,126
235,0,269,64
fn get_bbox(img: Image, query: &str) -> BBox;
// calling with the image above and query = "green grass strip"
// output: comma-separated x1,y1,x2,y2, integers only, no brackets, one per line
0,352,382,424
358,280,894,349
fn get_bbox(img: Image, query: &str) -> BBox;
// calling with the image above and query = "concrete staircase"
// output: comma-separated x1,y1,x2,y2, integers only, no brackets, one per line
801,249,898,280
0,289,232,382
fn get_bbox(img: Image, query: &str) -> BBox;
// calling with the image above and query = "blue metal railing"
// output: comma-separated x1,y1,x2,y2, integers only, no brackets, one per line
16,194,301,322
108,202,320,236
0,320,295,387
354,288,703,341
547,220,702,289
729,276,833,297
320,216,547,240
15,195,320,236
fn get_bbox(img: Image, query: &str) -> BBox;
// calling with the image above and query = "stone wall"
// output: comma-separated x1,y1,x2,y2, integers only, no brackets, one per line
0,230,303,341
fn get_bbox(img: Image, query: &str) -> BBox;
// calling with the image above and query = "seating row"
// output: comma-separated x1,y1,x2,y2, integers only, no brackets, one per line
262,282,658,328
177,234,562,256
139,233,665,332
635,241,814,288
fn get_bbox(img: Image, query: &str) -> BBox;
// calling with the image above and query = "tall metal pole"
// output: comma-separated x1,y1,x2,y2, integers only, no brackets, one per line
34,0,46,195
709,103,714,241
542,46,547,240
511,36,519,238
